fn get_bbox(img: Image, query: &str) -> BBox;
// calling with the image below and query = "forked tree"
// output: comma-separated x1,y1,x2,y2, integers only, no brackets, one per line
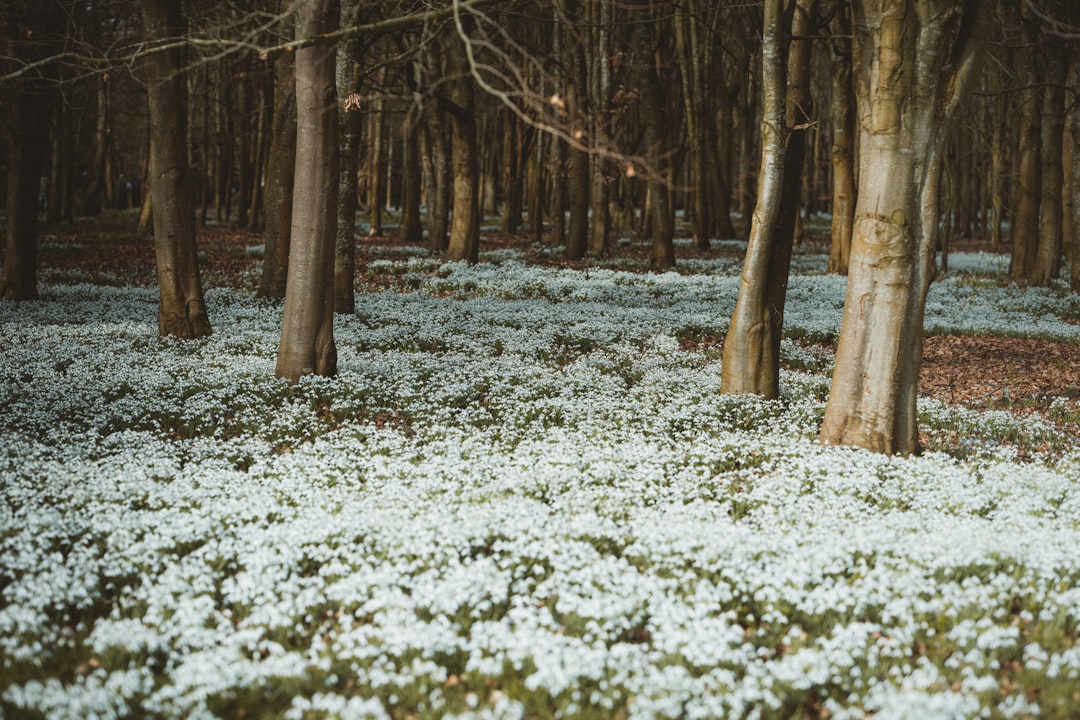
819,0,990,454
275,0,340,382
141,0,212,338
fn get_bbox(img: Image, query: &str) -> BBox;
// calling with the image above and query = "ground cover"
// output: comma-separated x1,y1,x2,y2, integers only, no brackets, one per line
3,216,1080,718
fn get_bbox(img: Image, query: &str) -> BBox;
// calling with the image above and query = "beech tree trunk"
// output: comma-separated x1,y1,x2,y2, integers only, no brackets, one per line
1009,16,1041,279
1,1,62,301
141,0,211,339
444,31,480,264
1072,110,1080,291
820,0,989,455
721,0,813,397
1029,35,1067,286
334,1,362,314
400,117,425,244
276,0,340,382
827,1,856,275
564,0,590,262
258,38,296,300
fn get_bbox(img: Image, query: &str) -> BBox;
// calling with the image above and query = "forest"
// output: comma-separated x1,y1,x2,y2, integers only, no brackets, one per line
4,0,1080,718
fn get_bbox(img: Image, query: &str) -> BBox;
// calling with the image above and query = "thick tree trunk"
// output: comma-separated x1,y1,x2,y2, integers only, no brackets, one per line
426,107,452,253
2,0,62,300
2,86,52,301
276,0,340,382
721,0,812,397
141,0,211,339
444,32,480,264
1029,44,1067,286
820,0,989,455
827,1,856,275
1010,23,1041,279
258,43,296,300
1072,112,1080,292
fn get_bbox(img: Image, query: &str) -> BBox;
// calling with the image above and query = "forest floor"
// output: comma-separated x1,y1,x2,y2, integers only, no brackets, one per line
34,211,1080,424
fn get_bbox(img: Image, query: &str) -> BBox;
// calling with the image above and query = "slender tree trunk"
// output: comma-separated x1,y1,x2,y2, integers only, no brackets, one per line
334,3,361,314
527,128,545,242
141,0,211,339
827,0,856,275
820,0,989,455
587,0,611,257
564,0,590,261
367,73,385,236
989,85,1006,252
276,0,340,381
400,116,425,243
258,38,296,300
721,0,813,397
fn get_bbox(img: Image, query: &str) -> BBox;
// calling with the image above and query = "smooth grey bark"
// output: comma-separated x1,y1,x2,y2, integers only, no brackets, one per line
276,0,340,382
820,0,990,455
141,0,212,339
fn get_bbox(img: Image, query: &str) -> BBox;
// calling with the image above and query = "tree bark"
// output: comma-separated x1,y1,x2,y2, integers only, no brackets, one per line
444,30,480,264
827,0,856,275
276,0,340,382
141,0,212,339
400,115,425,244
820,0,990,455
1029,35,1067,286
1,1,63,301
1009,16,1041,279
721,0,813,397
1072,110,1080,291
564,0,590,262
258,39,297,300
335,1,362,314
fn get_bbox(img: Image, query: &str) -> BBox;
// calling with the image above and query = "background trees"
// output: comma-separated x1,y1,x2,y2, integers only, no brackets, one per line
2,0,1078,451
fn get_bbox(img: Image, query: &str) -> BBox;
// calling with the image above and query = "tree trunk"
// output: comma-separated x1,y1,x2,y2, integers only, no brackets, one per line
827,0,856,275
820,0,989,455
527,128,545,242
400,116,425,244
587,0,612,257
2,84,53,301
1029,37,1067,286
1010,18,1041,279
335,3,361,314
258,41,296,300
444,31,480,264
141,0,211,339
564,2,589,262
426,106,452,253
721,0,812,397
276,0,340,382
1071,110,1080,291
366,75,385,237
